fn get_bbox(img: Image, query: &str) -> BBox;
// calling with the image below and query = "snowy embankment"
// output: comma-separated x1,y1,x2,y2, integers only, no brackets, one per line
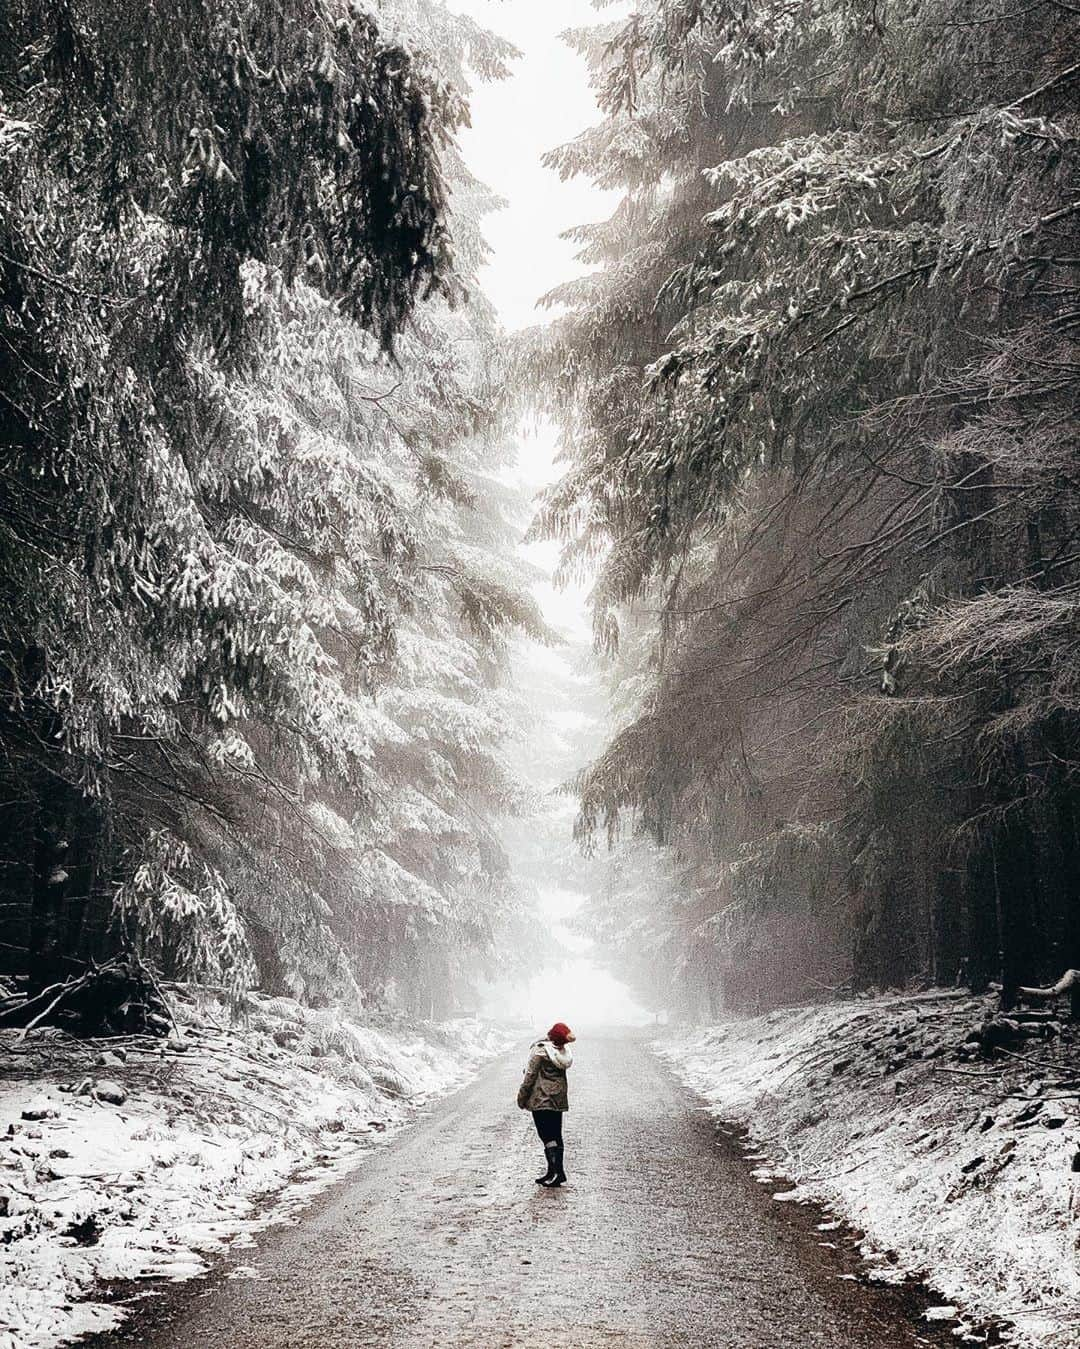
656,992,1080,1349
0,990,512,1348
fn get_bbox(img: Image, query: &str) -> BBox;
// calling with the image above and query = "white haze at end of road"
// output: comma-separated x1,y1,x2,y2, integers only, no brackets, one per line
449,1,649,1030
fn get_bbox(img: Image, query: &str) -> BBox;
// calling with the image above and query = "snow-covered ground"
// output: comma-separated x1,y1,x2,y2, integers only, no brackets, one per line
0,990,513,1348
656,992,1080,1349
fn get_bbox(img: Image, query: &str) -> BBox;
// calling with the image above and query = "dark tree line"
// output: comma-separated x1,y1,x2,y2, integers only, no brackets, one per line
529,0,1080,1016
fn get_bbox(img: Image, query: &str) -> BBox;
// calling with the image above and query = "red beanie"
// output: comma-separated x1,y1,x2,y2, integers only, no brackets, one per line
548,1022,573,1045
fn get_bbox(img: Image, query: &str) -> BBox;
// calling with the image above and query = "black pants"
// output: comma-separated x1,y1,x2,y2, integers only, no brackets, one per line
531,1109,564,1145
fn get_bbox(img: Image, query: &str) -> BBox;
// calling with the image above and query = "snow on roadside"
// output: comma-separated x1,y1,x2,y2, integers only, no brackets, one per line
656,992,1080,1349
0,990,513,1349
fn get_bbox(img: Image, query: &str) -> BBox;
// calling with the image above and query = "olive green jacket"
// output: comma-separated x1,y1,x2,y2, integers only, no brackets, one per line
517,1038,572,1112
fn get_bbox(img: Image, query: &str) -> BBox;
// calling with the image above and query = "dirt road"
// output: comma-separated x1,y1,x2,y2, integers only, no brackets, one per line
94,1034,946,1348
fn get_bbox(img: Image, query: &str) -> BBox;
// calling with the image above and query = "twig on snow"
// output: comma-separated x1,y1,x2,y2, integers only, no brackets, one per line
931,1063,1013,1079
14,973,91,1043
991,1043,1079,1076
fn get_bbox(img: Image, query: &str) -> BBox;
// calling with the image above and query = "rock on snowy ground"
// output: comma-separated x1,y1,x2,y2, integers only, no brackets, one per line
0,989,512,1349
655,991,1080,1349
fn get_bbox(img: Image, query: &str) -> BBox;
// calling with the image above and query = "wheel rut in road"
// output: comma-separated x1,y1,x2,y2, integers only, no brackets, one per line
93,1033,948,1348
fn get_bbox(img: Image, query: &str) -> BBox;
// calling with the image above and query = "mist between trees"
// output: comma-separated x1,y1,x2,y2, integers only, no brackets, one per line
0,0,1077,1029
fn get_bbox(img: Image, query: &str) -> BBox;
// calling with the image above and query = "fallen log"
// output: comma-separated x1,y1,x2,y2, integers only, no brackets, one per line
0,956,171,1037
1019,969,1080,997
1018,970,1080,1022
965,1015,1059,1054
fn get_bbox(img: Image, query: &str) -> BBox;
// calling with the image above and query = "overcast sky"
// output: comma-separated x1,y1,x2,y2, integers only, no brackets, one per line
448,0,621,333
446,0,620,644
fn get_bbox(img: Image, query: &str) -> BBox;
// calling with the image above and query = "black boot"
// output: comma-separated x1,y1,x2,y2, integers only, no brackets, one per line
541,1143,567,1187
535,1142,557,1185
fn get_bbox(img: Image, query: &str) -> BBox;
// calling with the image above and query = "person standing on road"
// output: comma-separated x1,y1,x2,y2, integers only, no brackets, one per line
517,1021,575,1187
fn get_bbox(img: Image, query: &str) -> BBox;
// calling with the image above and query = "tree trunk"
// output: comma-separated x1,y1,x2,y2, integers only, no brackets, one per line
29,781,74,992
991,835,1018,1012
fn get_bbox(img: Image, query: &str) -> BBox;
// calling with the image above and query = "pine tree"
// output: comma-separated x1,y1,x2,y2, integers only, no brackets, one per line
0,0,545,1017
531,0,1080,1011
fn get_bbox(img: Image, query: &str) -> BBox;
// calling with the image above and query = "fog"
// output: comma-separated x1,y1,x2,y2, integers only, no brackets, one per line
450,0,647,1030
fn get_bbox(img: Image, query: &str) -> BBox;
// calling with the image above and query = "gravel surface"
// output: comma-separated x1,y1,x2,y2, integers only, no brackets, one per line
91,1034,951,1348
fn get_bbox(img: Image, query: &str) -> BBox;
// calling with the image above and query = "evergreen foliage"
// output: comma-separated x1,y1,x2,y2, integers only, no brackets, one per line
0,0,541,1016
531,0,1080,1014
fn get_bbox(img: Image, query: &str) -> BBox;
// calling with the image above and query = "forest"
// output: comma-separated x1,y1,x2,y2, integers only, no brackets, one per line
1,0,1078,1030
0,0,549,1022
532,0,1080,1016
